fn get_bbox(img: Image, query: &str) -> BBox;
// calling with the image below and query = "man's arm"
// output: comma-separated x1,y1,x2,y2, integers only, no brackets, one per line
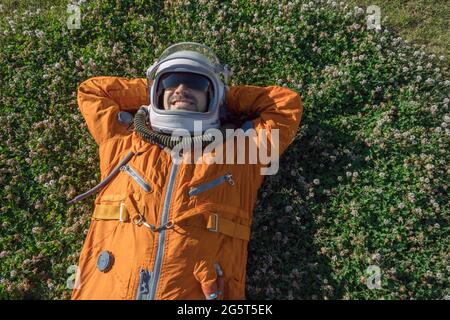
77,76,148,145
226,85,303,157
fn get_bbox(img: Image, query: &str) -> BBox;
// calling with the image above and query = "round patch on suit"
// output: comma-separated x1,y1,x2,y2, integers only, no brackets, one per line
97,251,114,272
117,111,133,126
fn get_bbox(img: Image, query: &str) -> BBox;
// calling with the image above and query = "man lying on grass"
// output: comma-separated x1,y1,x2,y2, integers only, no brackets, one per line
68,42,303,300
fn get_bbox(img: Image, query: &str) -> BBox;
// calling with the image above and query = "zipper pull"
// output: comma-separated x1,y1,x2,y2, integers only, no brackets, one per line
139,270,150,294
224,172,235,186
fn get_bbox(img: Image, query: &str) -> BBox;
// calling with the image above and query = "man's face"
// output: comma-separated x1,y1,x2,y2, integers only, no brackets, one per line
163,83,208,112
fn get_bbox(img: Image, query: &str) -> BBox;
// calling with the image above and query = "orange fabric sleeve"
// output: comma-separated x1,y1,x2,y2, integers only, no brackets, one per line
77,76,303,155
77,76,148,145
225,85,303,157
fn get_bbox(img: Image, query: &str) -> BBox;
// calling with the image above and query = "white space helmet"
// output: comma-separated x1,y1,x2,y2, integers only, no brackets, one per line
146,42,231,135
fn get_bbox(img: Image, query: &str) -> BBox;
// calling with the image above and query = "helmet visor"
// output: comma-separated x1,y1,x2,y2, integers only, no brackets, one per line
160,72,211,92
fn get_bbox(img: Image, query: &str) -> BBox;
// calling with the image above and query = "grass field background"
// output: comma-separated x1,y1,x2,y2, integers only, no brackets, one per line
346,0,449,59
0,0,448,299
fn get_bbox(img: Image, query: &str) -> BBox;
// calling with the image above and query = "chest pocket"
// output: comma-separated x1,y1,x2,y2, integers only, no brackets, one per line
120,164,152,193
94,161,153,219
188,172,235,197
186,168,252,221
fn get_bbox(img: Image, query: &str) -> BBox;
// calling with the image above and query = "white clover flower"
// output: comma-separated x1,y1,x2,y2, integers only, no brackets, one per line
398,202,406,209
47,281,55,290
371,253,381,261
430,105,438,113
313,178,320,185
35,30,44,38
425,78,434,85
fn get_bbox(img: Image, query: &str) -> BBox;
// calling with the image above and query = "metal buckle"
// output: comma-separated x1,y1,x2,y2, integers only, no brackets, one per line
132,214,144,226
208,213,219,232
164,221,174,230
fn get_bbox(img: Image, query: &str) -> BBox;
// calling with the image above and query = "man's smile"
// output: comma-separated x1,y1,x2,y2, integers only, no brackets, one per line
170,97,196,110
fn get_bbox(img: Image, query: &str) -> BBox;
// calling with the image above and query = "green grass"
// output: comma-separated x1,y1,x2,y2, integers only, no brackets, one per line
0,0,448,300
346,0,449,59
0,0,67,16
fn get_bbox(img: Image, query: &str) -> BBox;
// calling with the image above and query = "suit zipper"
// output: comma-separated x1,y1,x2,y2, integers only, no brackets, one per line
120,164,151,192
188,172,234,197
147,162,179,300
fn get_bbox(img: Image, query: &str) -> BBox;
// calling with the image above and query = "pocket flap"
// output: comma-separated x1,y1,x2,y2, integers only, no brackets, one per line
96,193,126,204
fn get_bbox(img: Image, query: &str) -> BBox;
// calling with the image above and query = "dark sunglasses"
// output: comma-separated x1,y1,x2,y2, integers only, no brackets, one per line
160,72,211,92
